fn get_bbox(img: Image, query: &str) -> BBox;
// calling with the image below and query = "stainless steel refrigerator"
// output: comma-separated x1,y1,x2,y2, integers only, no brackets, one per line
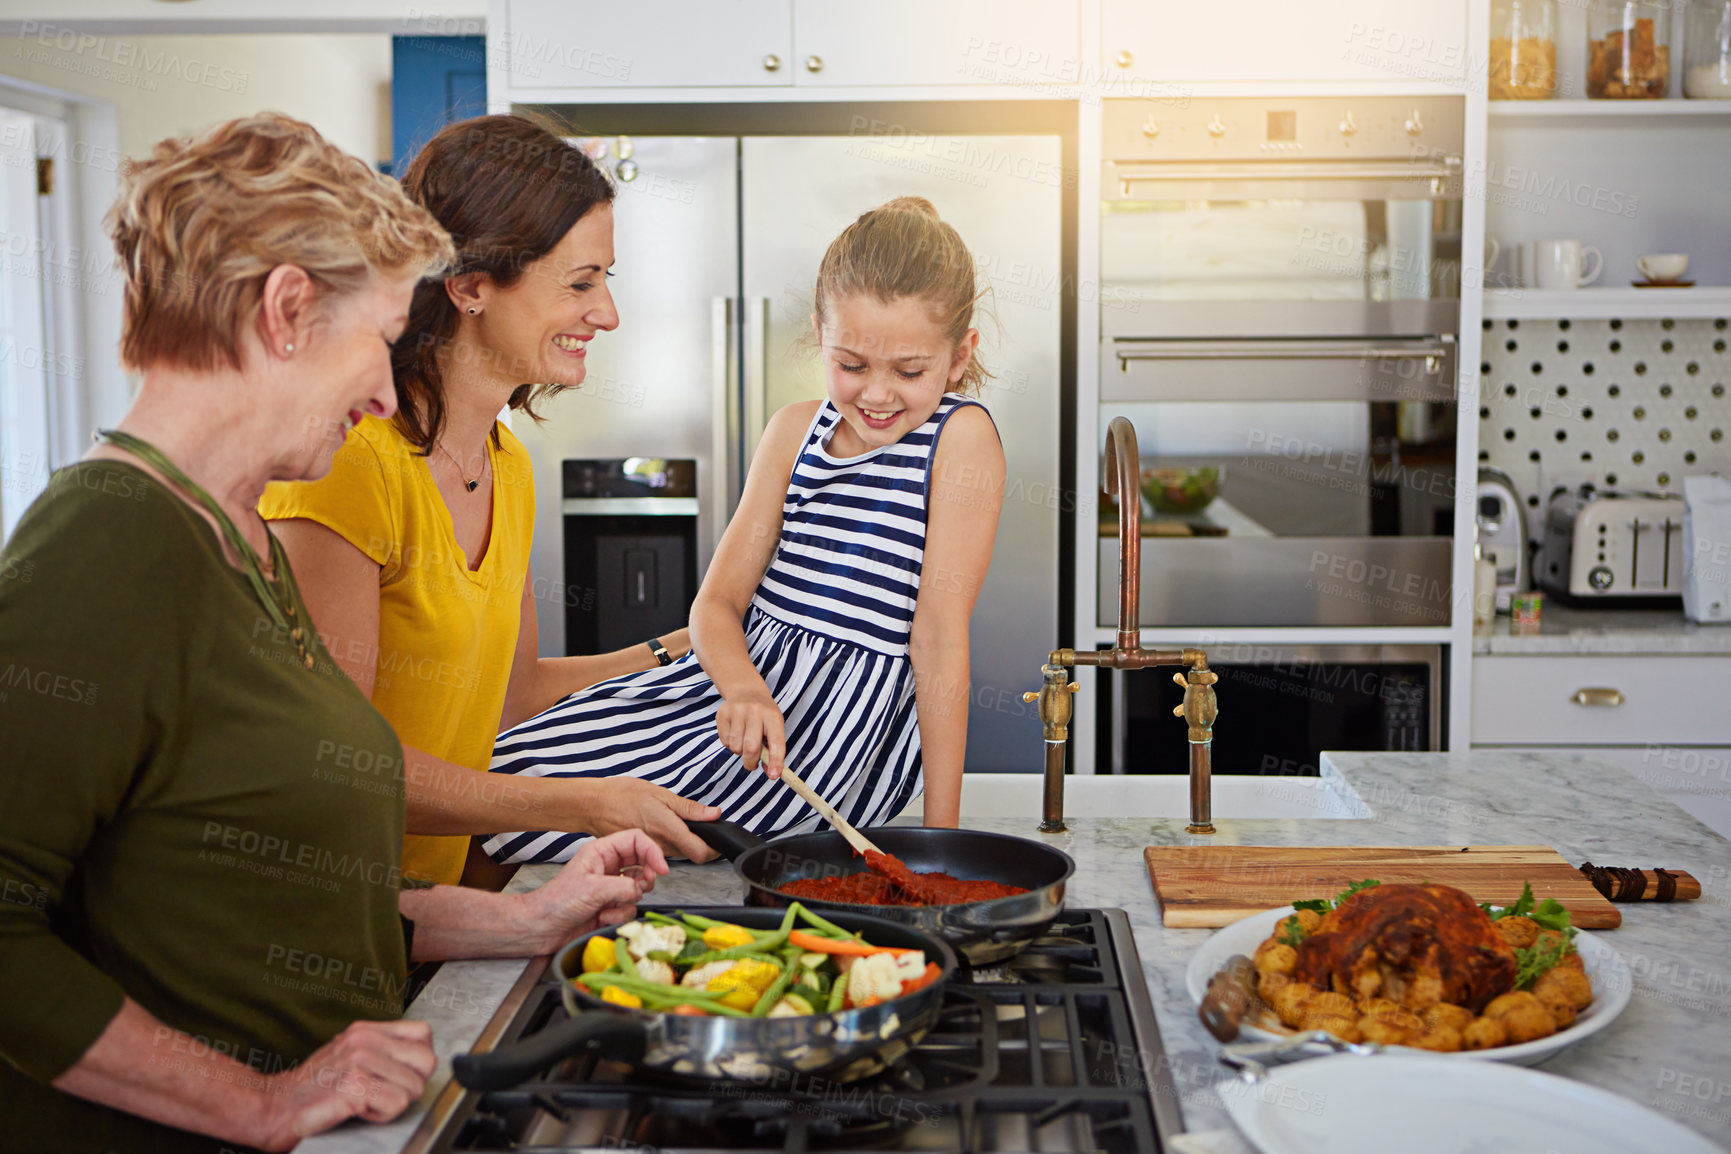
515,133,1062,773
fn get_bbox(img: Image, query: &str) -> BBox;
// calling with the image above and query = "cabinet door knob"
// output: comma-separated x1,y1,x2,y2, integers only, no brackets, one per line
1339,112,1358,137
804,55,824,73
1570,687,1625,707
1116,50,1134,69
762,54,782,72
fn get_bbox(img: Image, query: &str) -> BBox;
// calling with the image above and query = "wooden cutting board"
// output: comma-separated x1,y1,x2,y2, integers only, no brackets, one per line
1144,845,1622,929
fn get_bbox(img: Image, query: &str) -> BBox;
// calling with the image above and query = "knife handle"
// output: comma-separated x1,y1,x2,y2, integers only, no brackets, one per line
1199,954,1257,1043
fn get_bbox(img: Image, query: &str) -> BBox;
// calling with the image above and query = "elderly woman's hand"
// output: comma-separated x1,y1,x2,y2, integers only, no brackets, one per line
522,830,670,942
252,1019,438,1151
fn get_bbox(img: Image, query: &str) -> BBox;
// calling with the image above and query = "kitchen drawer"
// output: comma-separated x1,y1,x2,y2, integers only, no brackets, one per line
1472,656,1731,746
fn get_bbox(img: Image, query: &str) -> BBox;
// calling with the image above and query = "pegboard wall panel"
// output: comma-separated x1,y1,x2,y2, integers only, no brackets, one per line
1477,316,1731,516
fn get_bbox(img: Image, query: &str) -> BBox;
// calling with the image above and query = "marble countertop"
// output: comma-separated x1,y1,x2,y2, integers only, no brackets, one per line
1474,600,1731,654
297,751,1731,1152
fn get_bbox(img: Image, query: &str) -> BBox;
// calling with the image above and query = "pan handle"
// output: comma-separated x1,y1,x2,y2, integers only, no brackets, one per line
687,820,765,861
452,1011,647,1091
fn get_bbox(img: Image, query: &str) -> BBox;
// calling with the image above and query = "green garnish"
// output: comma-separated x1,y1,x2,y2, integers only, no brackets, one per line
1514,934,1573,989
1277,915,1307,947
1334,879,1382,905
1482,883,1579,942
1292,898,1330,915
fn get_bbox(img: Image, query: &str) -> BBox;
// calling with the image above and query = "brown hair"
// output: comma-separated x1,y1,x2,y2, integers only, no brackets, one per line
106,112,453,373
392,114,615,453
812,196,990,394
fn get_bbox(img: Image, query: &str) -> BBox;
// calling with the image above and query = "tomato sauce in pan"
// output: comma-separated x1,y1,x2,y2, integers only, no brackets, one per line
779,850,1027,907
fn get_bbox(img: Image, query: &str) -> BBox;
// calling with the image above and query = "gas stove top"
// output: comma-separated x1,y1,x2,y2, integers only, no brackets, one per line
405,907,1178,1153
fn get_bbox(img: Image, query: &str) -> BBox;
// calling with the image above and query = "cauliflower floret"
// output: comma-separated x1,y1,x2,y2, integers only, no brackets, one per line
681,960,735,989
622,924,688,962
634,958,676,986
847,953,907,1005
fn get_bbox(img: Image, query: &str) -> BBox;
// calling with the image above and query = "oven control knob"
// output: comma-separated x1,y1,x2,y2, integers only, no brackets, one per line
1141,118,1161,140
1588,565,1615,591
1338,112,1358,138
1207,116,1226,139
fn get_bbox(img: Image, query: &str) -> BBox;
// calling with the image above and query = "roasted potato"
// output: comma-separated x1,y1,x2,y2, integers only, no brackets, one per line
1301,1012,1362,1043
1254,939,1298,977
1484,991,1556,1043
1534,965,1593,1011
1462,1017,1508,1050
1410,1026,1464,1052
1494,915,1540,948
1291,908,1325,934
1422,1003,1476,1033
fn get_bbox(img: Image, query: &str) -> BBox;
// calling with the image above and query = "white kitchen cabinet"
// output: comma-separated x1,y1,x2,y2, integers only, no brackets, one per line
791,0,1080,88
503,0,793,89
1472,655,1731,746
1101,0,1468,86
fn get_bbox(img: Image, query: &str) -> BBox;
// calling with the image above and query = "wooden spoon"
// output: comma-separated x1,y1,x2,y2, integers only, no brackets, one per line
778,766,941,903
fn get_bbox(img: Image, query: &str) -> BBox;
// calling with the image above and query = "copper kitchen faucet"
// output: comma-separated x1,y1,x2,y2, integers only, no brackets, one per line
1025,416,1219,834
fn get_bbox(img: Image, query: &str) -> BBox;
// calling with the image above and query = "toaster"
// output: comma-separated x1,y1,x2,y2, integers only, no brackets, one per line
1539,487,1685,599
1475,468,1528,611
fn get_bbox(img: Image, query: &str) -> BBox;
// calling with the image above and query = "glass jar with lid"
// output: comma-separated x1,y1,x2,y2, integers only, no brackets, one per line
1684,0,1731,97
1490,0,1558,98
1588,0,1672,97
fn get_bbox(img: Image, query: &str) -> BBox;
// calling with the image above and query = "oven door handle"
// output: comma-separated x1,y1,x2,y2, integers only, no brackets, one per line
1113,157,1461,190
1114,341,1448,375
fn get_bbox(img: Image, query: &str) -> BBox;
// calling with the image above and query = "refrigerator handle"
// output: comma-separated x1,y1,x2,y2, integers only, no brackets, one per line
742,297,771,466
710,297,739,545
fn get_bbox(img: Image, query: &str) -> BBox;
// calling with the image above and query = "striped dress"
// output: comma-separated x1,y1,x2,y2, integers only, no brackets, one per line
482,394,991,864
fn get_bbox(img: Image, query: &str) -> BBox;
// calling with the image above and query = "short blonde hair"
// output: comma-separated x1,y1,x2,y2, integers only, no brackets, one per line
106,112,455,372
813,196,991,394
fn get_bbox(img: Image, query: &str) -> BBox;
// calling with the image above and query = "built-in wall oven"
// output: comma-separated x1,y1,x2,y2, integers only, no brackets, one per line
1099,96,1466,628
1105,643,1444,775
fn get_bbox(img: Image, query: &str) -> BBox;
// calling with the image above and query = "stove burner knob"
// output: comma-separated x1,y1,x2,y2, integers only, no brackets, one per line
1588,565,1615,591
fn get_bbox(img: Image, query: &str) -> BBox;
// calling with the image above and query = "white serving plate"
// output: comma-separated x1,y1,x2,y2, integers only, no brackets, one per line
1220,1052,1721,1154
1185,905,1631,1066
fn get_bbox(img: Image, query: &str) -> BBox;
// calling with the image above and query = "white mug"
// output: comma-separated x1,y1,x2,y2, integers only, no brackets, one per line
1515,241,1538,288
1636,253,1689,282
1535,239,1604,289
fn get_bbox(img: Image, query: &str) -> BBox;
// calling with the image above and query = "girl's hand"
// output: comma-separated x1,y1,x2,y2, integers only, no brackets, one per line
526,830,669,937
716,690,787,778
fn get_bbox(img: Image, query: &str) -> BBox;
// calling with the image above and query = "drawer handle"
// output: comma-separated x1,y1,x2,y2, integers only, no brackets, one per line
1570,687,1625,708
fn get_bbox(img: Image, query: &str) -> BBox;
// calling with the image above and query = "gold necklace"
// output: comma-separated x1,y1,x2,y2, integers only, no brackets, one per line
437,442,484,493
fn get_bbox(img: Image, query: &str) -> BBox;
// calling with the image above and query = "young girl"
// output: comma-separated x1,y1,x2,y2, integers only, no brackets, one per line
484,197,1005,863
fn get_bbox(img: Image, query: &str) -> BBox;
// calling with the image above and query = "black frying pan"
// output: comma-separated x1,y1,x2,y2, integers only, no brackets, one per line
691,822,1074,965
453,907,956,1090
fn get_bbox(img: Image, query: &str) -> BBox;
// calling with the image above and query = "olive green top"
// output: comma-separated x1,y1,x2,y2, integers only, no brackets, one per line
0,462,409,1154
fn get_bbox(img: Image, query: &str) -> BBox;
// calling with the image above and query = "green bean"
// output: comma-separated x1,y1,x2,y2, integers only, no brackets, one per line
778,905,800,934
615,939,640,980
792,903,855,940
633,988,755,1018
683,939,787,968
645,912,705,938
678,912,735,931
576,972,727,999
646,950,683,964
826,969,849,1013
751,960,800,1017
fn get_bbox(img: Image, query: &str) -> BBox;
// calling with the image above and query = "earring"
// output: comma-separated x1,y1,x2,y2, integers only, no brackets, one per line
467,307,479,315
284,343,295,353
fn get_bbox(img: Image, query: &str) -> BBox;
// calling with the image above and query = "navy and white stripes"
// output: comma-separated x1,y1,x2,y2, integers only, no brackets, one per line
480,395,985,864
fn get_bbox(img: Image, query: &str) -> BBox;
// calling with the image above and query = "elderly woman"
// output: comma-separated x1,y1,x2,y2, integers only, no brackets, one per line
262,114,720,887
0,113,667,1154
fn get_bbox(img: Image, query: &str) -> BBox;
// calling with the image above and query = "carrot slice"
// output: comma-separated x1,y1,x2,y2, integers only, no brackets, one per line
899,961,942,996
787,929,918,957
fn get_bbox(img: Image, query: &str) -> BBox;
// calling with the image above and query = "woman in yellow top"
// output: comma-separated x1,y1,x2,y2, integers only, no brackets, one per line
262,115,720,888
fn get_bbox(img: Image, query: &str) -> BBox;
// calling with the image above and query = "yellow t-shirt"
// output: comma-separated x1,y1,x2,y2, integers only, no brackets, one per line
260,416,535,886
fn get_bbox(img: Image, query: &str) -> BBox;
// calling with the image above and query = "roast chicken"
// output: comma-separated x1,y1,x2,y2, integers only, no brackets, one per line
1291,883,1517,1014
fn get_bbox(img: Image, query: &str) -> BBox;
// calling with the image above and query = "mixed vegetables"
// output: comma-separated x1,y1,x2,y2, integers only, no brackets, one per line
573,903,942,1019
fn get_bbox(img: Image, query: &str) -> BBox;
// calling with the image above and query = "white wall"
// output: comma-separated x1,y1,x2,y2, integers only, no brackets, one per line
0,33,392,166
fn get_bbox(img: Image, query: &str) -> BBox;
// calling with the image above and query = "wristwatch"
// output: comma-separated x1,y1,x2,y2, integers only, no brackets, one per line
646,637,673,666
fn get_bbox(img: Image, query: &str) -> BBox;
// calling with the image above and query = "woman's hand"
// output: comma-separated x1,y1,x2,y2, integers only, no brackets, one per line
250,1019,437,1151
716,689,787,778
572,776,722,862
522,830,669,943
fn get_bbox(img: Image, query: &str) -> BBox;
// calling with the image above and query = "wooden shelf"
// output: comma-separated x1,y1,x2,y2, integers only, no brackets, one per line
1483,287,1731,320
1489,99,1731,126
